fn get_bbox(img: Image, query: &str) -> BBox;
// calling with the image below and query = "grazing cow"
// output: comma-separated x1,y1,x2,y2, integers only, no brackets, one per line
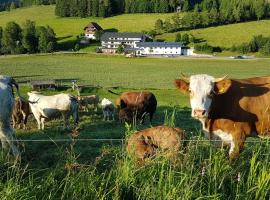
0,75,20,159
118,92,157,124
174,74,270,160
27,92,79,130
77,95,99,112
126,126,185,164
12,97,31,129
101,98,115,121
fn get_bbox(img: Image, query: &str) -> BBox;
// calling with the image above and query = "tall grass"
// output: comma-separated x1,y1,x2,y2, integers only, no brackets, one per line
0,113,269,200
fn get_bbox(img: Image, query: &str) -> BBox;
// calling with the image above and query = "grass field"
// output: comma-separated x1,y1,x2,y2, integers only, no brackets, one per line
157,20,270,48
0,5,173,45
0,54,269,199
1,5,270,50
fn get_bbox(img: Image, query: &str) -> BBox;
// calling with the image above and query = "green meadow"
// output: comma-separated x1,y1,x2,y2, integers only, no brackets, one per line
0,53,269,199
1,5,270,49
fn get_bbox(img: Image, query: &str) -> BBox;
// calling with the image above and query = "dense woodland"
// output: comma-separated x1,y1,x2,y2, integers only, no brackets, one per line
0,20,57,54
54,0,270,21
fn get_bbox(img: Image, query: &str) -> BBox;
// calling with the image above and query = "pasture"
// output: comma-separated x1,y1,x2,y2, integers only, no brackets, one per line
0,54,269,199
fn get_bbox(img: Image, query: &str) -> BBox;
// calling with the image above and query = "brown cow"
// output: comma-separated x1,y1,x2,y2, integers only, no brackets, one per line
174,74,270,160
126,126,185,164
12,97,31,129
78,95,99,112
118,92,157,124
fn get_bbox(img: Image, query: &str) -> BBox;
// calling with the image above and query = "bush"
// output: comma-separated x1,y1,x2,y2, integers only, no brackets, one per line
195,43,214,53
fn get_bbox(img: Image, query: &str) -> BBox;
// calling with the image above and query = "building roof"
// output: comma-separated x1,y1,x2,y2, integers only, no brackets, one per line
101,32,145,41
137,42,183,48
84,22,103,31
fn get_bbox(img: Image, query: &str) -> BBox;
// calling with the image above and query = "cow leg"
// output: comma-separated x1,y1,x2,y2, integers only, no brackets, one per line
22,112,28,130
0,128,20,161
229,134,245,161
62,113,69,130
72,111,79,127
41,118,45,130
32,111,41,130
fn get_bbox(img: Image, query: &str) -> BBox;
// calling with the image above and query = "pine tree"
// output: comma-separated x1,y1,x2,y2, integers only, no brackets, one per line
253,0,265,20
155,19,164,32
22,20,38,53
92,0,99,17
2,21,23,54
159,0,169,13
175,33,181,42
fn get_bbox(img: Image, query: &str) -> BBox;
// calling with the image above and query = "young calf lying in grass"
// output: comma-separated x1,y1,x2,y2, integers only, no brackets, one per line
126,126,185,164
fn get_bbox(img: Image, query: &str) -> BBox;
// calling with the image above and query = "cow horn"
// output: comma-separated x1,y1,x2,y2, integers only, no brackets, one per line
180,73,190,83
215,75,228,82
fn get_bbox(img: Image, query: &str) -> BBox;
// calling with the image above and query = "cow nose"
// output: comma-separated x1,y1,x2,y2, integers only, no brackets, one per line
193,109,206,118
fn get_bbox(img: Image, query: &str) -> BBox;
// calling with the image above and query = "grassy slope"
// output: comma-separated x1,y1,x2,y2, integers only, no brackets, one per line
0,5,173,41
1,5,270,49
158,20,270,48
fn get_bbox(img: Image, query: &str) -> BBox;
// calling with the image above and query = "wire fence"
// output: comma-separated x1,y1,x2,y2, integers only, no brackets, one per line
6,138,270,143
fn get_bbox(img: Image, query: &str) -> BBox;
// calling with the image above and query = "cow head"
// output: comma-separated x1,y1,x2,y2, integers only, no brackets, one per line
174,74,231,119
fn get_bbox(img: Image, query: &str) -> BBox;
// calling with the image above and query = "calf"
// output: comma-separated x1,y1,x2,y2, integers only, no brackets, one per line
12,97,31,129
101,98,115,121
118,91,157,124
126,126,185,164
78,95,99,112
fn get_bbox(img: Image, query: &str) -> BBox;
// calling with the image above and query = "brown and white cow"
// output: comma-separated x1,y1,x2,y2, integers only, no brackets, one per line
12,97,31,129
118,91,157,124
174,74,270,160
126,126,185,164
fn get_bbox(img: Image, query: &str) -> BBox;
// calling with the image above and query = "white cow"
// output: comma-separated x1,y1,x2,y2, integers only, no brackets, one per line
101,98,115,121
0,75,20,159
27,92,79,130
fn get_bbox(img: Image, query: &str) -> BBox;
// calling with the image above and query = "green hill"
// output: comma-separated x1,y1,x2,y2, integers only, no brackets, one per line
0,5,270,49
0,5,173,43
157,20,270,48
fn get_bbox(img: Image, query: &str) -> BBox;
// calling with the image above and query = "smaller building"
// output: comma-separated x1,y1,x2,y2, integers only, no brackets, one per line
136,42,184,56
84,22,103,40
30,80,57,91
100,32,146,54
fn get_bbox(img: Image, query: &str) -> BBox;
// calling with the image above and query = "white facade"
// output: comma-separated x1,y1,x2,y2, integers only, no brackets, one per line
85,33,96,40
137,46,182,55
136,42,184,56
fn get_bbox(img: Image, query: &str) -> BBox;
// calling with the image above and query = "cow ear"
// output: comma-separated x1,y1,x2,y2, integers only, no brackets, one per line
214,79,232,94
174,79,189,93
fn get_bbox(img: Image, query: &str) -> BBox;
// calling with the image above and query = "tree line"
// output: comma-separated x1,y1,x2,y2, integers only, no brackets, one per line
0,20,57,55
154,0,270,33
55,0,181,18
0,0,55,12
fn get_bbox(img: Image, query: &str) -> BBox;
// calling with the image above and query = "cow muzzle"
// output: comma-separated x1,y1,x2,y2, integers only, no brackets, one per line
193,109,207,119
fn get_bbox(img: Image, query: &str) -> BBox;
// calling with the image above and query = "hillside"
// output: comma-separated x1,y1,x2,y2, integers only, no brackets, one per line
0,5,173,43
0,5,270,49
157,20,270,48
